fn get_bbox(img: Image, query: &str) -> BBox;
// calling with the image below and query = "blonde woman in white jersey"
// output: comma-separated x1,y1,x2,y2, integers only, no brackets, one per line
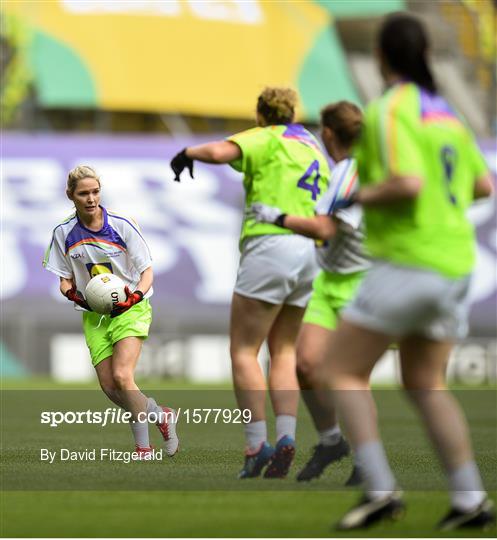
43,165,178,458
248,102,368,483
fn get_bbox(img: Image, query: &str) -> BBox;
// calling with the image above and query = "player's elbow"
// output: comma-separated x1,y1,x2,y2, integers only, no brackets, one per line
59,277,73,295
208,145,227,163
208,142,238,163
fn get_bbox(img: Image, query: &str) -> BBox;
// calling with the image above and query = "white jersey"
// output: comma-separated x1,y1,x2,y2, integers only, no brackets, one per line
43,206,152,309
315,158,370,274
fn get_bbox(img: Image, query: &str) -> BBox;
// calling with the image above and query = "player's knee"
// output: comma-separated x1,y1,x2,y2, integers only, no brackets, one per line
402,371,446,394
296,346,320,381
230,345,258,366
296,356,315,383
267,336,296,359
99,381,116,398
112,368,134,389
229,344,240,362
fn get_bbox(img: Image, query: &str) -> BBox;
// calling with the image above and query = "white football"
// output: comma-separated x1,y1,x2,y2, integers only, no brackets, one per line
85,274,127,314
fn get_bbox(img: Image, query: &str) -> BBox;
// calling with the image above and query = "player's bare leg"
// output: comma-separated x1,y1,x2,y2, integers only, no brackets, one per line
230,292,281,477
400,336,491,528
262,303,304,477
95,353,150,454
230,292,281,418
268,304,303,442
110,336,179,456
267,304,303,422
107,337,151,453
321,319,404,529
95,356,125,408
297,323,337,431
111,336,147,416
324,321,390,444
296,323,351,481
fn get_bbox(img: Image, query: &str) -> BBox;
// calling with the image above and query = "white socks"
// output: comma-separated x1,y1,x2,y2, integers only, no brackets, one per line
346,444,486,509
355,440,396,500
245,420,267,452
129,396,162,448
318,424,342,446
276,415,296,442
245,415,297,451
449,461,486,511
130,419,150,448
147,397,163,417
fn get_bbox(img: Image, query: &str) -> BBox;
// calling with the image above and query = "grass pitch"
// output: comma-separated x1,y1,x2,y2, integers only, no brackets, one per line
1,379,495,537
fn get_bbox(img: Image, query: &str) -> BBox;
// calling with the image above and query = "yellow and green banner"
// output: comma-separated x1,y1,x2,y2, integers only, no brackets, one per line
315,0,405,17
3,0,363,121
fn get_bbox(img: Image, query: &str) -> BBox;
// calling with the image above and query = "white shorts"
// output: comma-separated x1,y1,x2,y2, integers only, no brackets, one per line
234,235,318,307
342,260,471,341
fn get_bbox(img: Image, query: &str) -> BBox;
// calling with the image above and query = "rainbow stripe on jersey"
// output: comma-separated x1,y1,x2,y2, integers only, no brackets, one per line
282,124,322,151
43,206,153,304
325,158,358,214
64,207,127,255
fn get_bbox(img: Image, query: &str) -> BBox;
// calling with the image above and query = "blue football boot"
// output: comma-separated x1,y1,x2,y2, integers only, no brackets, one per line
264,435,296,479
238,442,275,479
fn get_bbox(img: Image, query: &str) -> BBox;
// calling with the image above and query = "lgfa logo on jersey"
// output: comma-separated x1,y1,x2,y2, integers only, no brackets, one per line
86,262,113,277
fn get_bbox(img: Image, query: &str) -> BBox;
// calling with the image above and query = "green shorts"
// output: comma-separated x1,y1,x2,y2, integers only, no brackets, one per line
82,299,152,366
302,270,364,331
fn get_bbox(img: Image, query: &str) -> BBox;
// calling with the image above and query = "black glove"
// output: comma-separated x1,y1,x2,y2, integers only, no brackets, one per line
65,285,92,311
170,148,194,182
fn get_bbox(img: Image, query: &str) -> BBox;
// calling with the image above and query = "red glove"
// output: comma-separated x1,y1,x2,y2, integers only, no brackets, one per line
65,285,92,311
110,287,143,318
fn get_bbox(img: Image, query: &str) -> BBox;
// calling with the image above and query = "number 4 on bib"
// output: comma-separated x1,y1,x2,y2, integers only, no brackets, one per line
297,160,321,201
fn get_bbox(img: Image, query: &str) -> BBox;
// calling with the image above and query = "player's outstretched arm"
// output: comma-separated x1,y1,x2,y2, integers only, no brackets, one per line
186,141,241,164
171,141,241,181
247,203,337,241
281,214,337,241
355,174,423,206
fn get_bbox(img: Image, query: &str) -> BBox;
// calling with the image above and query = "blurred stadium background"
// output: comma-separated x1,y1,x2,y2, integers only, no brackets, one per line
1,0,496,386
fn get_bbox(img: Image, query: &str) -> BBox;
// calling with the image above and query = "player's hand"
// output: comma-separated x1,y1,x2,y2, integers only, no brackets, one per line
110,287,143,318
246,203,284,224
65,285,92,311
170,148,194,182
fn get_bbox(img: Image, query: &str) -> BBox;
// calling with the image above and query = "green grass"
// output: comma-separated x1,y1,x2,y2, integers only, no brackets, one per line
1,379,496,537
3,491,496,538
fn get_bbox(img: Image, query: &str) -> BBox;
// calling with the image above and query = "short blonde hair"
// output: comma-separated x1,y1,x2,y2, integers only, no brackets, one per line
257,87,297,125
67,165,100,195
